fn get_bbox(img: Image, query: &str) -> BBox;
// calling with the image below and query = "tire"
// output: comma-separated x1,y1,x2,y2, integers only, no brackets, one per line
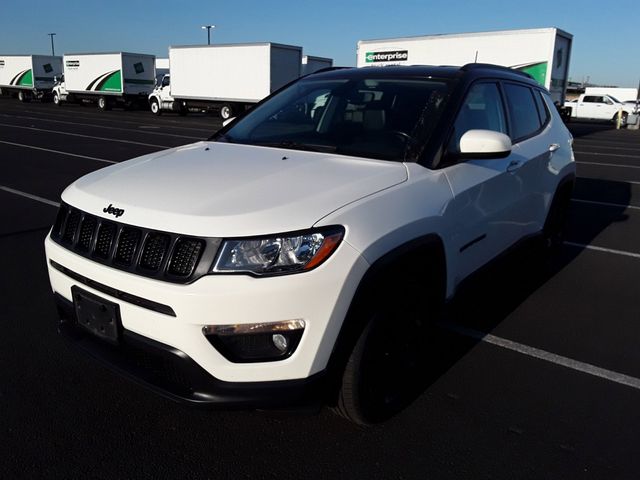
612,111,629,126
53,93,61,106
97,96,111,111
150,98,161,115
219,103,233,120
17,91,30,103
333,276,438,425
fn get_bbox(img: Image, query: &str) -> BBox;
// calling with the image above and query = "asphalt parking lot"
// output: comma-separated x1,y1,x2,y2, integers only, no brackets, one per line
1,97,639,479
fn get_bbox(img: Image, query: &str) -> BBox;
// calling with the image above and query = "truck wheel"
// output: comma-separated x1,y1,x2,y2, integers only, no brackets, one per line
219,104,233,120
150,98,161,115
53,93,61,106
97,96,111,111
17,91,30,103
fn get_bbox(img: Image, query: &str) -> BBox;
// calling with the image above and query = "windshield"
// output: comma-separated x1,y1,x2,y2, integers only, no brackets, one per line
214,76,453,162
608,95,621,103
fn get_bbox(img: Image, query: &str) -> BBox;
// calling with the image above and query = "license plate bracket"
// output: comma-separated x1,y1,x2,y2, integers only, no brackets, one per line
71,286,122,345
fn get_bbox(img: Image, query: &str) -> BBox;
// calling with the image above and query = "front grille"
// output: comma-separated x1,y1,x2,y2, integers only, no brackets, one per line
50,203,220,284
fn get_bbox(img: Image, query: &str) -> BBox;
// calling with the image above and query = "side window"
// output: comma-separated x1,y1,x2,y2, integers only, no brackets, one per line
503,83,541,141
448,82,507,154
583,96,596,103
532,89,550,126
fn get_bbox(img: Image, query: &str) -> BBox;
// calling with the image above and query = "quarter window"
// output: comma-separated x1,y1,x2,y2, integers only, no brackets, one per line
503,83,541,141
532,89,550,126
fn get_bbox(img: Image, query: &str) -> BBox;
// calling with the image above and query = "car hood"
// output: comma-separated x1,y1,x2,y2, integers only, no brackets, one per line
62,141,408,237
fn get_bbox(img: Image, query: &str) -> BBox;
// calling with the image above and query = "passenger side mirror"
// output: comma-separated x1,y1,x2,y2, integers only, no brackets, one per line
459,129,512,159
222,117,236,127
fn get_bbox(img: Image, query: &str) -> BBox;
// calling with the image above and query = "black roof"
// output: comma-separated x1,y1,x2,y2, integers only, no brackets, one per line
308,63,540,88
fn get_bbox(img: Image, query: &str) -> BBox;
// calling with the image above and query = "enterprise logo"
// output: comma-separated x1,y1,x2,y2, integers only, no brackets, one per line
65,60,80,69
365,50,409,63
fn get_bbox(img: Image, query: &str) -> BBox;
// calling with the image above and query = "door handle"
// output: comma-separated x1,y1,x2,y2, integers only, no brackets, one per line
506,160,523,172
549,143,560,153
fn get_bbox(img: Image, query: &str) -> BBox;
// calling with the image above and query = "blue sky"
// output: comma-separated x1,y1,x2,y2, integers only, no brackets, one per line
1,0,638,87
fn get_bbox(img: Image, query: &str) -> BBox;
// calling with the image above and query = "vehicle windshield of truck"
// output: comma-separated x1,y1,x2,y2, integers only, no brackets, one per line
214,77,453,162
607,95,622,103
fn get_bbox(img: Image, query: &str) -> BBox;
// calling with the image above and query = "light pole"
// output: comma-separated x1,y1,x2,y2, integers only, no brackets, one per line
47,33,56,56
201,25,215,45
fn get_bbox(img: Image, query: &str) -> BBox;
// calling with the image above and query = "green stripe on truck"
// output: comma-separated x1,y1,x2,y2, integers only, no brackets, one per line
515,62,548,86
97,70,122,92
17,70,33,87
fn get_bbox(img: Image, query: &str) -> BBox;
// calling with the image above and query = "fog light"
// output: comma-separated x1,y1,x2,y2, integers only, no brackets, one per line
272,333,288,352
202,320,305,363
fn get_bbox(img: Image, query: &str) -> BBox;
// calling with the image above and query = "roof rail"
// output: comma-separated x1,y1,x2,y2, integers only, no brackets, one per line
461,63,534,80
306,66,350,75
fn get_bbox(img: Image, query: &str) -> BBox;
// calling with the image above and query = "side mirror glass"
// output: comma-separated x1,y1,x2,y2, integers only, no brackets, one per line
459,129,512,159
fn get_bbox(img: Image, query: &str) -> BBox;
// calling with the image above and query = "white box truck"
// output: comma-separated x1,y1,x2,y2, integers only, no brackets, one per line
301,55,333,75
149,43,302,119
357,27,572,104
53,52,156,110
0,55,62,102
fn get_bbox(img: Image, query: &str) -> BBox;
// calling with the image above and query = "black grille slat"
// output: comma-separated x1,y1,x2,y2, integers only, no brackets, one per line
50,203,216,284
140,233,170,271
114,228,142,266
62,210,81,244
77,216,97,251
94,222,116,259
168,239,204,277
53,207,68,237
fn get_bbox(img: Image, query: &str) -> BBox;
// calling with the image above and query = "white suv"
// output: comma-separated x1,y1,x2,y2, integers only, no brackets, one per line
45,64,575,424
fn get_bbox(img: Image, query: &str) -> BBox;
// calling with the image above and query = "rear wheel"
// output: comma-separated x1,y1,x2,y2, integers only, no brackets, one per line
97,96,111,111
17,90,30,103
219,103,233,120
150,98,161,115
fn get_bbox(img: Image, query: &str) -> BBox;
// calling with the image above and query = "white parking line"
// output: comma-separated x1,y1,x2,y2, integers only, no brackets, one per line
0,140,116,164
0,186,60,207
439,321,640,391
571,198,640,211
0,122,171,149
575,152,640,161
564,241,640,259
19,107,216,133
577,160,640,169
0,113,202,140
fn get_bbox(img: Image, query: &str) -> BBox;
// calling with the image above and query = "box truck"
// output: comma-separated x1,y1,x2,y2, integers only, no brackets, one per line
149,43,302,119
0,55,62,102
53,52,156,110
357,28,572,104
301,55,333,75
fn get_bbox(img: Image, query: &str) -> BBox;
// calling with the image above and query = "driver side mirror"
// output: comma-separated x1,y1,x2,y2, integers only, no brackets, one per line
459,129,512,159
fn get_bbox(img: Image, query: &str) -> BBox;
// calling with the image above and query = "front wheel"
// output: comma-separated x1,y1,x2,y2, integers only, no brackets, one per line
334,296,433,425
150,98,161,115
53,92,61,106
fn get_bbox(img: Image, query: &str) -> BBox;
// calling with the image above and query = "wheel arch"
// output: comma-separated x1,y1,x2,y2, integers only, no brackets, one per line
323,233,447,403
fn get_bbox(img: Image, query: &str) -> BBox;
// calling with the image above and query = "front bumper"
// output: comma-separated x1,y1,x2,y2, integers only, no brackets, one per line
54,293,326,408
45,232,368,389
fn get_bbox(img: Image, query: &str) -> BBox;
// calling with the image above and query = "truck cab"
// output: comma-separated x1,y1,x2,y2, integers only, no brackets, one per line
565,94,635,123
52,74,67,106
149,73,175,115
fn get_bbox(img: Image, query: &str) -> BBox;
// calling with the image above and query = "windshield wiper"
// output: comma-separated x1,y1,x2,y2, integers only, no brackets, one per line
256,140,337,153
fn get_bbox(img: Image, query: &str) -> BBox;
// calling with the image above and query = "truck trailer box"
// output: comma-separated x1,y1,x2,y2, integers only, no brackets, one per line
357,28,572,103
168,43,302,103
63,52,156,96
301,55,333,76
0,55,62,91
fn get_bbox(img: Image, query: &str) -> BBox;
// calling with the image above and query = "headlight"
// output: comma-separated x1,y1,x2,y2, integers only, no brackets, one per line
211,227,344,276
